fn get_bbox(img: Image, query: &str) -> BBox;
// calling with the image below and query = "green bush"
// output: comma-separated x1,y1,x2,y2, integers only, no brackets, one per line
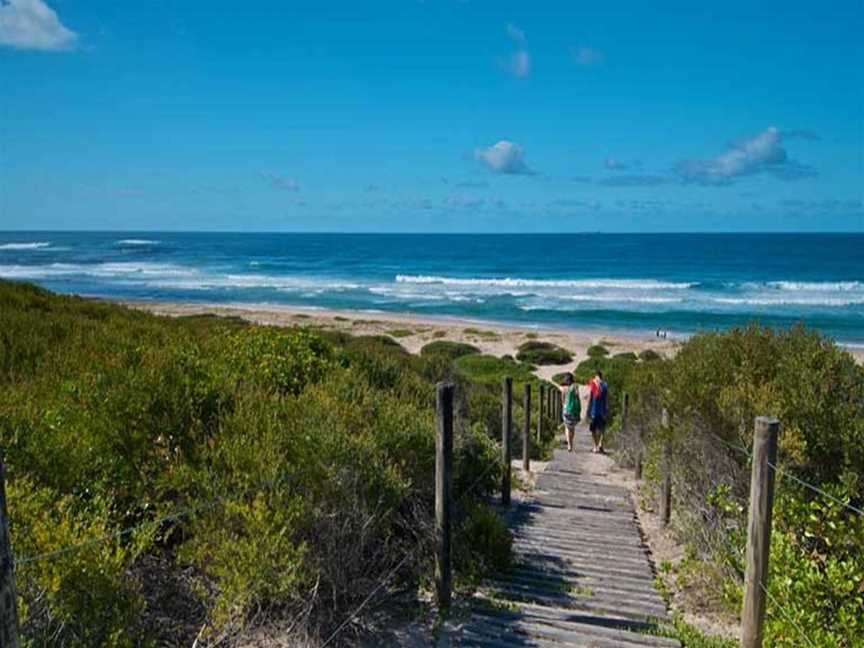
515,341,572,365
386,328,414,338
622,324,864,646
638,348,662,362
587,344,609,358
453,501,512,587
613,351,638,361
0,279,510,645
420,340,480,360
454,354,535,385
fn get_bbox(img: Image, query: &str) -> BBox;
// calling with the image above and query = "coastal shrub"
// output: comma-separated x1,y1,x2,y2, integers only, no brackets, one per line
454,354,535,386
11,478,152,646
453,500,512,587
586,344,609,358
613,351,638,361
515,341,572,365
420,340,480,360
622,324,864,645
0,279,511,645
638,348,662,362
463,327,499,339
386,328,414,338
225,327,332,395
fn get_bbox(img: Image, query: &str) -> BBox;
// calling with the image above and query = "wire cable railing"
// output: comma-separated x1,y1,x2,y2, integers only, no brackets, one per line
707,430,863,517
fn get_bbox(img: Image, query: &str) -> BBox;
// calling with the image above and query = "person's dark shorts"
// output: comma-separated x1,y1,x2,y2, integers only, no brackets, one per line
589,416,606,433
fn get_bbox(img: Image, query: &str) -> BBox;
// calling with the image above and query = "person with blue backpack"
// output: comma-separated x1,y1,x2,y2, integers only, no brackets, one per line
587,369,609,454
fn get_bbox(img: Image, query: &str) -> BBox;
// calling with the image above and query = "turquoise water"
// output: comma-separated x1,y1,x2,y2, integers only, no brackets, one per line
1,232,862,344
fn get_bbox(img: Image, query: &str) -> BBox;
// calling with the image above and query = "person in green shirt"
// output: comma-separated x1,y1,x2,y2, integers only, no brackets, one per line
560,372,581,452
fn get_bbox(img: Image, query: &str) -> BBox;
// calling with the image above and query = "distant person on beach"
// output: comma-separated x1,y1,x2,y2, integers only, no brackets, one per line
560,373,581,452
587,370,609,453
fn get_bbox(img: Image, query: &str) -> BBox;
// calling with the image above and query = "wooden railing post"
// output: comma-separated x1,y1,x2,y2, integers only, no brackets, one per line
434,383,454,611
537,384,544,442
620,392,641,479
741,417,780,648
501,377,512,507
659,408,672,527
0,453,20,648
522,384,531,472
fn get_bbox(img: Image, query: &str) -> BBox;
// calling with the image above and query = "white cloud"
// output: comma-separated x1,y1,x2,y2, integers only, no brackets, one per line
503,23,530,78
0,0,77,51
474,140,532,175
676,126,817,185
260,172,300,191
506,22,525,44
509,49,531,78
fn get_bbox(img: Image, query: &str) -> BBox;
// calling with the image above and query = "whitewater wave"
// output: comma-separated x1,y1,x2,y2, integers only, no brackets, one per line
556,295,684,304
116,239,161,246
766,281,862,292
714,297,864,307
396,274,696,290
0,262,197,279
0,242,51,250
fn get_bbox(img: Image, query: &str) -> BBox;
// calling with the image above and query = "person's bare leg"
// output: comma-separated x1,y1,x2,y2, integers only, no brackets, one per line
565,425,574,451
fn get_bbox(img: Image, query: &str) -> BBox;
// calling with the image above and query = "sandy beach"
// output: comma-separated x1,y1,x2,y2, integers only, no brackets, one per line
124,299,864,368
123,300,685,377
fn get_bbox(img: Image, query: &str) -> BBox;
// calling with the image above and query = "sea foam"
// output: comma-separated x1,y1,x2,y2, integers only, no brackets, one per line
0,242,51,250
395,274,695,290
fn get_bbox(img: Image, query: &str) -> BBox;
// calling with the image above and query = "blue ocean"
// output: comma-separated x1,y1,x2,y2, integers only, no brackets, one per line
1,232,863,345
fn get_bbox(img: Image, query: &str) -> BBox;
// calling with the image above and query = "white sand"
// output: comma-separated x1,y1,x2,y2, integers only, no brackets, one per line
123,300,683,375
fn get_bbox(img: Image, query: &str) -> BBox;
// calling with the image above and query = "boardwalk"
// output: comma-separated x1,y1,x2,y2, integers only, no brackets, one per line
444,427,680,647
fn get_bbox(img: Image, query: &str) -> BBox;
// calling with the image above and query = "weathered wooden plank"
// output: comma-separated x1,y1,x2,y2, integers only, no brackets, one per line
448,431,680,647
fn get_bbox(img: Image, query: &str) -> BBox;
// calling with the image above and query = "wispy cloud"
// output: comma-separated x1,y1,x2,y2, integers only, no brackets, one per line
572,45,604,67
502,22,531,78
596,173,669,187
604,157,642,171
454,180,490,188
260,172,300,191
474,140,533,175
0,0,77,51
782,129,821,141
675,126,817,185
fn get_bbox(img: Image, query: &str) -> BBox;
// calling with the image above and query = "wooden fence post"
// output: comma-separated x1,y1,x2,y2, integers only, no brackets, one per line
434,383,454,611
522,384,531,472
537,384,544,442
659,408,672,527
0,453,20,648
741,417,780,648
501,377,512,507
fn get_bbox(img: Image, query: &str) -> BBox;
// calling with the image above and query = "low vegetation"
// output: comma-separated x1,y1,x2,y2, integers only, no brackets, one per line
0,280,514,646
612,325,864,647
463,327,499,339
586,344,609,358
515,341,573,365
386,328,415,338
639,348,662,361
420,340,480,360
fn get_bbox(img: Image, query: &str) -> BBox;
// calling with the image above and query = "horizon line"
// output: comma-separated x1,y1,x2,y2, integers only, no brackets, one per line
1,229,863,236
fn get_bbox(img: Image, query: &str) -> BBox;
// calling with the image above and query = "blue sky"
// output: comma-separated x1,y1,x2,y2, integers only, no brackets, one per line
1,0,862,232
